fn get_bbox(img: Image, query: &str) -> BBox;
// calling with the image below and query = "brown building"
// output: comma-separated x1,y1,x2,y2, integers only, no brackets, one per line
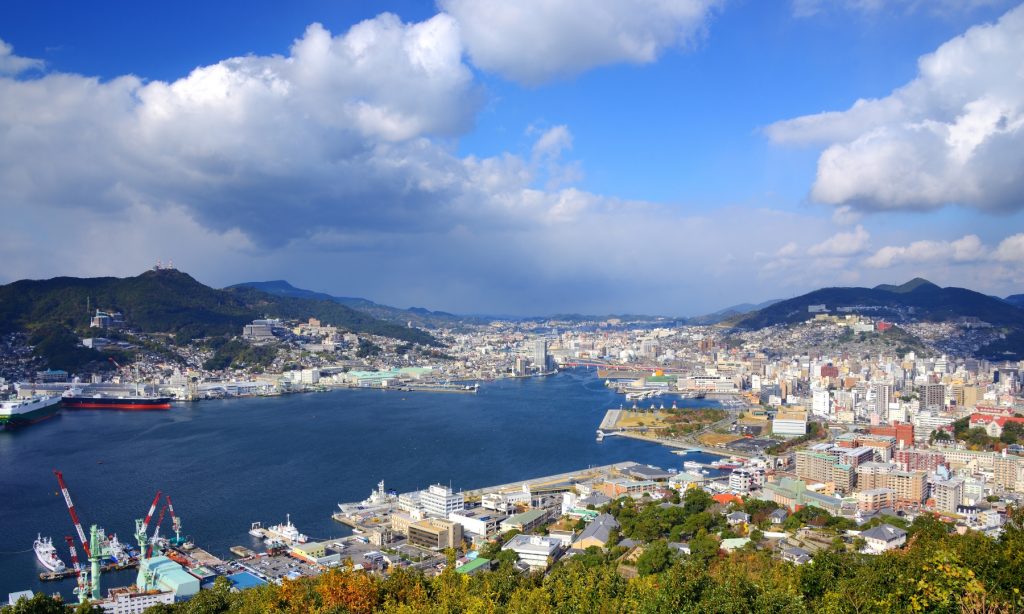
407,518,464,550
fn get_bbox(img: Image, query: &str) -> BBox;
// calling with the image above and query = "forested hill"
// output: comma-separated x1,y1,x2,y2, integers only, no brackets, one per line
0,269,437,345
228,279,475,329
733,278,1024,330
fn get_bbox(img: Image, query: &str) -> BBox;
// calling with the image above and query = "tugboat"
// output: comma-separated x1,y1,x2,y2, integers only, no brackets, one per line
34,535,66,573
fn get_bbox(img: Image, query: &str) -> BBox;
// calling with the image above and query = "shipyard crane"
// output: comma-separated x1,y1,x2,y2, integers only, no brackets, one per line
53,470,90,558
165,494,184,546
64,536,90,604
148,501,169,558
141,490,162,535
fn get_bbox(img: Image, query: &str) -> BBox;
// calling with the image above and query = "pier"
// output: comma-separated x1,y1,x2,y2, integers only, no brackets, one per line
39,559,138,582
597,407,751,460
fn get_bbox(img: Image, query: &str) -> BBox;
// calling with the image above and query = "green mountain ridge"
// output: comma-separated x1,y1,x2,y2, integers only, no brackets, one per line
0,270,437,346
731,278,1024,358
228,280,476,329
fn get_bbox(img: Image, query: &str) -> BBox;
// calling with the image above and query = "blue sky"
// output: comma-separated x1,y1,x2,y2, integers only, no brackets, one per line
1,1,1022,315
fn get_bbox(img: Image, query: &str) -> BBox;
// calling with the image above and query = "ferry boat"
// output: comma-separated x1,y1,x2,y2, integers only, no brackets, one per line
1,395,62,428
34,535,66,573
264,514,308,544
683,461,706,472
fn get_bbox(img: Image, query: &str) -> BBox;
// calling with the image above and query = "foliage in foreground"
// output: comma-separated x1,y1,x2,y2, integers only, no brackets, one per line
7,510,1024,614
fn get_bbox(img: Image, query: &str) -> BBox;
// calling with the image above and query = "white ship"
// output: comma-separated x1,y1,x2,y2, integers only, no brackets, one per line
264,514,308,544
1,395,62,428
105,534,130,563
34,535,66,573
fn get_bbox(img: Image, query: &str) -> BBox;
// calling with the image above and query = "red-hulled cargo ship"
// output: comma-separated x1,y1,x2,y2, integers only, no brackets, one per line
62,393,172,410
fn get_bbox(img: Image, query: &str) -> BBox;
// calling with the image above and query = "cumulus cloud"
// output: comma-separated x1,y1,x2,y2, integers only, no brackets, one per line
808,225,870,256
864,234,988,268
0,13,830,314
993,233,1024,262
0,39,43,75
439,0,721,85
0,15,485,246
766,5,1024,212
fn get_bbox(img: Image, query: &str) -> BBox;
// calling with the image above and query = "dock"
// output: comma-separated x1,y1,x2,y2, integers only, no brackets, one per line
230,546,257,558
40,559,139,581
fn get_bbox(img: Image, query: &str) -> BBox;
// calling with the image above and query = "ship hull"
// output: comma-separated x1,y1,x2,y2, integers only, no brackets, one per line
62,397,172,410
0,397,62,429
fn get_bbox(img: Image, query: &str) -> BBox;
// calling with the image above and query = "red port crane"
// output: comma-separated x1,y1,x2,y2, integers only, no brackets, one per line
147,501,169,558
142,490,162,534
53,470,90,557
165,494,182,543
64,536,81,572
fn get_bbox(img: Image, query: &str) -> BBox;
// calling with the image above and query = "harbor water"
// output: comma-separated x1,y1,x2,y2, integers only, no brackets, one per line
0,369,722,598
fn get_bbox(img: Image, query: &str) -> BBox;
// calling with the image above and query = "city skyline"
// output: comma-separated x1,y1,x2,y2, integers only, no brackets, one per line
1,1,1022,315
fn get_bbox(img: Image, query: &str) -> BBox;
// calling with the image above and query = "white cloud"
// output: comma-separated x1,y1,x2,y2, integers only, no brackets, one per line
776,242,799,258
439,0,721,85
808,225,870,256
532,125,573,159
993,233,1024,262
0,39,43,75
767,5,1024,212
865,234,988,268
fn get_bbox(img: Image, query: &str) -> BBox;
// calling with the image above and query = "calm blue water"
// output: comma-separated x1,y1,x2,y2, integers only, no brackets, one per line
0,369,720,598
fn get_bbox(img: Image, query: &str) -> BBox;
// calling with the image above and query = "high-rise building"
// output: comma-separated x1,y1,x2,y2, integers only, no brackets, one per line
873,383,893,420
532,339,549,371
993,453,1023,492
919,383,946,411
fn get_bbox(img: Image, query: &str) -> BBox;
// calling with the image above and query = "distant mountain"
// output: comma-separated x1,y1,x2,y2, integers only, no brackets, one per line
228,280,475,328
1005,294,1024,309
731,278,1024,358
687,299,782,326
0,270,437,346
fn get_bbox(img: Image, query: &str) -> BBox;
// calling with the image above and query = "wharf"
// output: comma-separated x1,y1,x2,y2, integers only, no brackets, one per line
230,546,257,558
598,407,749,460
185,547,226,567
462,462,635,498
333,462,640,530
614,431,745,459
40,559,138,581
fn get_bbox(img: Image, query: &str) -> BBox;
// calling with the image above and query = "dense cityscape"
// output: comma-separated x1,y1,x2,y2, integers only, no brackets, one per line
1,266,1023,612
4,0,1024,612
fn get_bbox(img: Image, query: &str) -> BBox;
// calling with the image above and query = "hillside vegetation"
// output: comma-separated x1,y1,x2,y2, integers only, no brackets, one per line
0,269,437,346
5,508,1024,614
229,280,475,329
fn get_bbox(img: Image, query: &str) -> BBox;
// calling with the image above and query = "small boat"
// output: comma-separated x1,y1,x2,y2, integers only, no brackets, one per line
596,430,605,442
249,522,264,537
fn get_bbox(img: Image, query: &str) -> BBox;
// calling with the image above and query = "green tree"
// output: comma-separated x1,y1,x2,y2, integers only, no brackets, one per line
636,539,674,576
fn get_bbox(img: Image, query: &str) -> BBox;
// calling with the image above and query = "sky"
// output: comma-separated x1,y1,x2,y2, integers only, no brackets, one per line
1,0,1023,316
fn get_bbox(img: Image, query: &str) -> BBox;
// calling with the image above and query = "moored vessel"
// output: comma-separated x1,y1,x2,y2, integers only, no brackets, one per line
62,391,171,410
34,535,66,573
264,514,308,544
0,395,62,428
